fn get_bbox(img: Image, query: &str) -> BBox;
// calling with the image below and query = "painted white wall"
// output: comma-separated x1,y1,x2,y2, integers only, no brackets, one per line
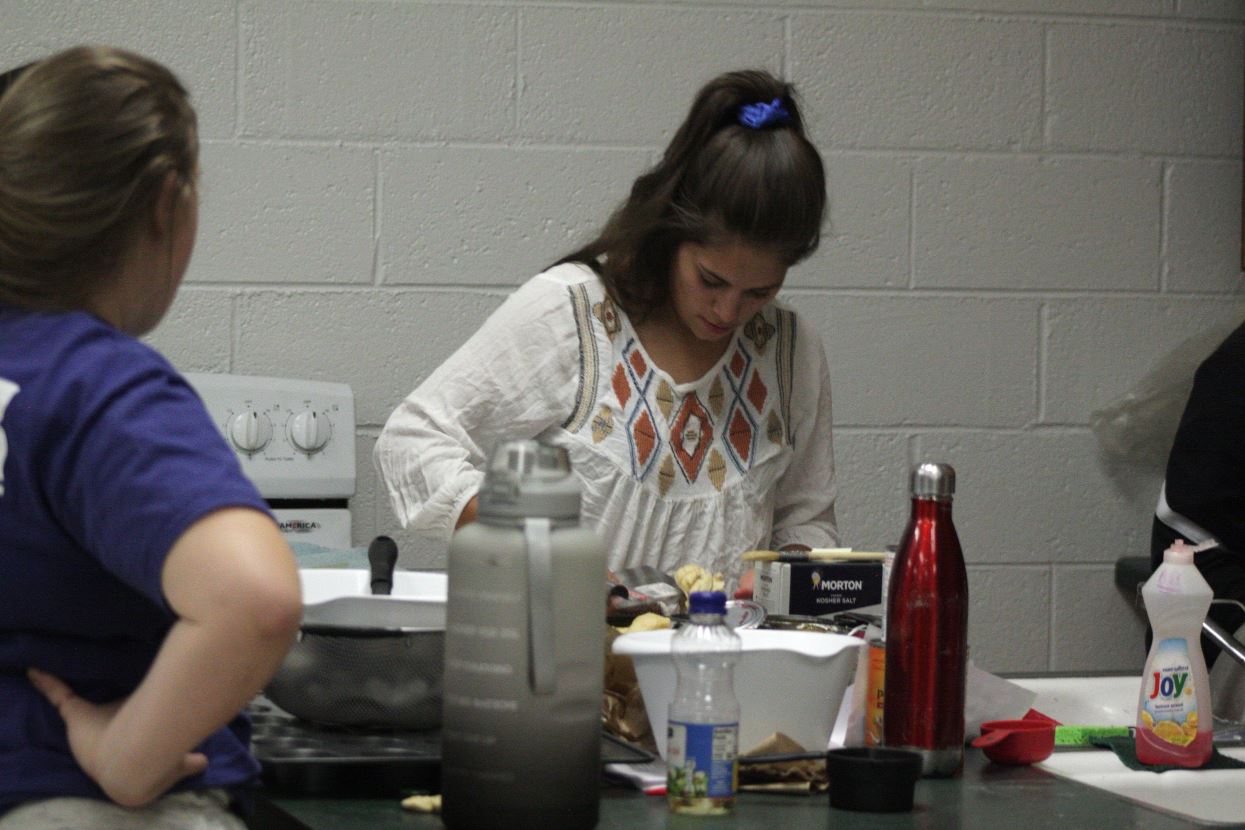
4,0,1240,673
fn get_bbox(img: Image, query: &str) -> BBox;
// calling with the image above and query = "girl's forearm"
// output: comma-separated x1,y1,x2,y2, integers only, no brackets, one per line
93,602,297,805
92,508,301,807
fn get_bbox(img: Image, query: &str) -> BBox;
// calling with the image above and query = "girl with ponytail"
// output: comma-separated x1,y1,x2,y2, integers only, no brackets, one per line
378,69,837,594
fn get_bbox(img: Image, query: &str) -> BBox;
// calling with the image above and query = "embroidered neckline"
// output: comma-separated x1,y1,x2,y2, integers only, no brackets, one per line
561,265,796,495
618,311,741,395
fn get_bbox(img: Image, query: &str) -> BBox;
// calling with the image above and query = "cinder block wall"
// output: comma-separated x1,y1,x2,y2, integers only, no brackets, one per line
5,1,1241,673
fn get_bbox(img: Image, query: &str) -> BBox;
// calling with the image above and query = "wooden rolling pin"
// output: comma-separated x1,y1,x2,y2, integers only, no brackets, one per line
741,548,889,563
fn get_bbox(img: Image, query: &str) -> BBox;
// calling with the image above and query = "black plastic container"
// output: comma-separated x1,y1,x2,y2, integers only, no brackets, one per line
825,747,922,812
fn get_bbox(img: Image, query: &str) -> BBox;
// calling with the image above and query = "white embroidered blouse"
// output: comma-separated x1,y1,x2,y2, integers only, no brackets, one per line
375,263,838,581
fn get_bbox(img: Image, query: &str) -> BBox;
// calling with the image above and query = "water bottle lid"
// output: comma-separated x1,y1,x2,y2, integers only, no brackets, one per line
478,439,581,522
688,591,727,615
1164,539,1196,565
910,461,956,498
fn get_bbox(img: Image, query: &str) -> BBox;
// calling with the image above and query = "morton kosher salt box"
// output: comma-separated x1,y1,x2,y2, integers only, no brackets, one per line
754,560,883,617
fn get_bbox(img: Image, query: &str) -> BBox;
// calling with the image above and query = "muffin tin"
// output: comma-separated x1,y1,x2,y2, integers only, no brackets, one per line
248,698,654,796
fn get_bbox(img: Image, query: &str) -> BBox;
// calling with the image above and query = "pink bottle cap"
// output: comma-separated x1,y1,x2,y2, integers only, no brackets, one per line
1164,539,1195,565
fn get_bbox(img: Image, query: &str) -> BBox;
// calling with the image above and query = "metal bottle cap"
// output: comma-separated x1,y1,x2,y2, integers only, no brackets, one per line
478,439,581,522
910,462,956,499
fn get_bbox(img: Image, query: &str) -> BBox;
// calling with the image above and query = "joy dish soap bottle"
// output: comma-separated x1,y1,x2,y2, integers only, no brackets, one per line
883,462,969,777
1136,539,1213,767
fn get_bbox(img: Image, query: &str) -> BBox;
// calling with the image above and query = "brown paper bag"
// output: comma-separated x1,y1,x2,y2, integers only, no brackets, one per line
602,629,657,753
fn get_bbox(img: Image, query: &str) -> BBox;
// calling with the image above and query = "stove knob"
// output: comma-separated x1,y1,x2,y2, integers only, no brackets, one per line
227,410,272,454
288,410,331,454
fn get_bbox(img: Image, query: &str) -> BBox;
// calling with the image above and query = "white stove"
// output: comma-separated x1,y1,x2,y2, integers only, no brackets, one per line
184,373,355,549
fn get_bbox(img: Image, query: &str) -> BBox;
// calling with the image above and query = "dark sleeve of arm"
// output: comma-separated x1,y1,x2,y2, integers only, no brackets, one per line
1164,346,1245,555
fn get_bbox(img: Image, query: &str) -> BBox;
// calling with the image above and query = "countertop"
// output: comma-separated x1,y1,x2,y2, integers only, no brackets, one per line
246,749,1237,830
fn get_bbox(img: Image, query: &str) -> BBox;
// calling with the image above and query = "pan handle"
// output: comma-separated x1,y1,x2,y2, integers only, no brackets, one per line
368,536,398,596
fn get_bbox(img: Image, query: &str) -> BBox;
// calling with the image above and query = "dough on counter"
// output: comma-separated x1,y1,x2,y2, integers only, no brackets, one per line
614,612,672,633
401,794,441,813
673,563,725,596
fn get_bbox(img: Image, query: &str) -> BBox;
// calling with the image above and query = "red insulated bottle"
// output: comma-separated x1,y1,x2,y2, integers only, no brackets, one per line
883,462,969,777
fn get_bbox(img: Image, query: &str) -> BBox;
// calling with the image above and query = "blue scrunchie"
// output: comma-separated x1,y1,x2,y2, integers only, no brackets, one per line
738,97,790,129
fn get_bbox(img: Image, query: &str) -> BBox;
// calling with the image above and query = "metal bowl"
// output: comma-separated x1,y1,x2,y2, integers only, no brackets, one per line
264,569,447,730
266,626,444,730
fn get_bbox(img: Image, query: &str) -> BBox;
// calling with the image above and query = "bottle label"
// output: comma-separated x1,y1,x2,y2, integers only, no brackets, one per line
666,721,737,801
864,638,886,747
1140,637,1199,747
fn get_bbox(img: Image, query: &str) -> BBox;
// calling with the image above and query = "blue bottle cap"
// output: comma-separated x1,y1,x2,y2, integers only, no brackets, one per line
688,591,727,615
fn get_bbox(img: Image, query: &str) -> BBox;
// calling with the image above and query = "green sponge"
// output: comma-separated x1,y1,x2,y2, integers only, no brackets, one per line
1054,725,1133,747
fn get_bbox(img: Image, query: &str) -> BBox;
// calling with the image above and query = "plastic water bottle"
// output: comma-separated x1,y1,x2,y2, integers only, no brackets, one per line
666,591,741,815
883,462,969,778
1136,540,1213,767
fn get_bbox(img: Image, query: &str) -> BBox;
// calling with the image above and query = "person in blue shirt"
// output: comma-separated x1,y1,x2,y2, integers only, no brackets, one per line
0,47,301,828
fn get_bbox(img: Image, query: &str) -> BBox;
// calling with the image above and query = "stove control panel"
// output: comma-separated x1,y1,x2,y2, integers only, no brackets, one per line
184,372,356,500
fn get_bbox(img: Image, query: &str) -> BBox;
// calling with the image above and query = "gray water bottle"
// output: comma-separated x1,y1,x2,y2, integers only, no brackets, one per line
441,439,606,829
